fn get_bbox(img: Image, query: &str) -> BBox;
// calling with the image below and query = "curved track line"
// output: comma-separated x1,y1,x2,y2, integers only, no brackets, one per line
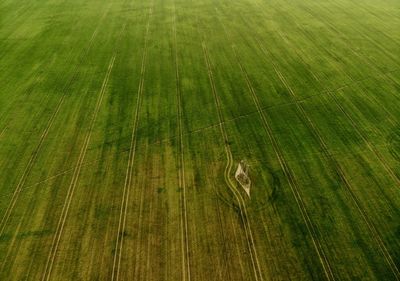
231,1,399,274
202,42,263,281
212,9,335,279
4,103,395,207
234,46,336,281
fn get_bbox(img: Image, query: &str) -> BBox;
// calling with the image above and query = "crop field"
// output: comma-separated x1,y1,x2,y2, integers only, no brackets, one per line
1,0,400,279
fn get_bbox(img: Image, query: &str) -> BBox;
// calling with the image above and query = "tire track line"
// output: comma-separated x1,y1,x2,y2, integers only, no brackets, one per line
229,0,399,275
228,206,247,278
0,4,111,238
249,4,400,274
202,42,263,281
41,54,116,281
144,187,154,280
285,10,400,189
314,0,400,65
272,0,400,92
212,8,335,279
246,59,337,281
172,4,191,281
296,3,400,95
111,5,153,280
220,23,335,281
0,4,110,135
253,1,400,191
0,126,7,139
132,5,154,278
328,89,400,183
268,3,400,180
271,57,400,279
0,93,66,237
4,108,394,205
0,214,24,272
288,5,400,191
132,150,147,280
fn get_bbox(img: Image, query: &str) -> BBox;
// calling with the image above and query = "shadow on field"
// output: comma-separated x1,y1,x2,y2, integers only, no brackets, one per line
0,229,52,243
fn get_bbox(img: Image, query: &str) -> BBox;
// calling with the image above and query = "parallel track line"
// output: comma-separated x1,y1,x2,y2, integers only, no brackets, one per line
202,42,263,281
172,4,191,281
0,5,111,237
41,54,116,281
212,8,335,279
273,61,400,279
111,6,153,280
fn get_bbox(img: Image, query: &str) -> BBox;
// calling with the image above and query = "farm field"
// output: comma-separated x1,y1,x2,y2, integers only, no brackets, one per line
0,0,400,279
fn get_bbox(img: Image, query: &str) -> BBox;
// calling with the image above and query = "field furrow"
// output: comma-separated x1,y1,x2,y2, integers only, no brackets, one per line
1,0,399,279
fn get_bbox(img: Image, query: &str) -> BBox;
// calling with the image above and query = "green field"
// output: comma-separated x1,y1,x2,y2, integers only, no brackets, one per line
1,0,400,279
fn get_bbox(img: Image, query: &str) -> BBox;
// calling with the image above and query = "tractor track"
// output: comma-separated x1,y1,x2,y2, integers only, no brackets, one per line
0,4,112,238
0,3,111,137
111,5,153,280
211,8,336,280
220,1,399,277
273,64,400,279
172,4,191,281
251,2,400,276
41,53,117,281
256,0,400,190
202,42,264,281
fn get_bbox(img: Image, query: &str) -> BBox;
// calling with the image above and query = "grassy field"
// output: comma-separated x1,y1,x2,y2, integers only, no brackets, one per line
0,0,400,279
